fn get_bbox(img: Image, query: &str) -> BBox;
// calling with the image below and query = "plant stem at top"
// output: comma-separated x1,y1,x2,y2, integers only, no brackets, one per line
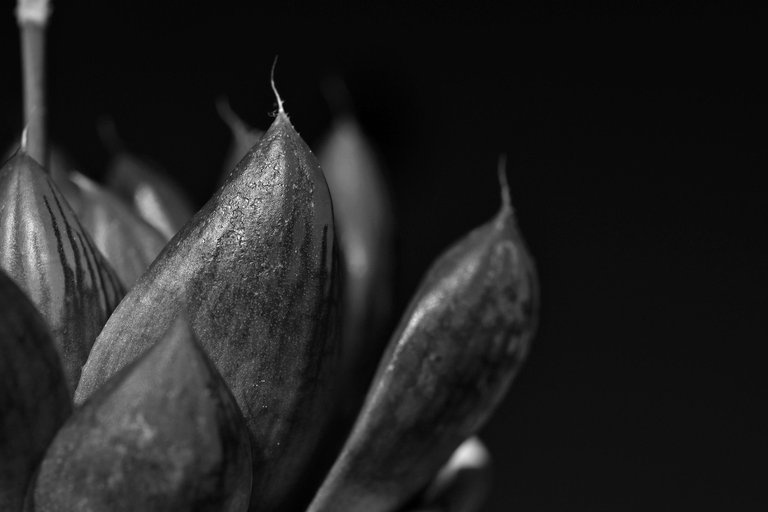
17,0,51,168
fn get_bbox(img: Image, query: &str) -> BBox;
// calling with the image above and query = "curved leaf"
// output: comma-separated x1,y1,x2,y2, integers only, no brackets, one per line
78,110,340,511
104,152,195,240
64,171,168,288
0,270,71,511
33,317,252,512
0,153,125,394
308,167,538,512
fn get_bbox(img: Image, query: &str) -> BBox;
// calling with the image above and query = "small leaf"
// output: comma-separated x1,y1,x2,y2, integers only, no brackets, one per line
33,317,252,512
0,269,72,511
64,171,168,288
0,152,125,394
308,163,539,512
417,437,492,512
318,113,395,419
103,151,195,240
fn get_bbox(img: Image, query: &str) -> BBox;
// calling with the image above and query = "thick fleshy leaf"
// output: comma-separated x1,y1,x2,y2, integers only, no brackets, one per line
0,270,72,511
0,152,125,394
2,143,77,201
308,168,539,512
33,317,252,512
62,171,168,288
77,109,340,511
104,151,195,240
20,145,169,287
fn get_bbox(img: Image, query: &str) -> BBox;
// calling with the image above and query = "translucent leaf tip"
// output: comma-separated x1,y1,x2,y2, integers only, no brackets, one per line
270,56,285,115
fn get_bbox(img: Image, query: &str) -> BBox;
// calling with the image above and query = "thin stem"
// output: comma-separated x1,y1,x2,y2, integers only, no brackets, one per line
497,154,513,214
17,0,51,168
270,56,285,114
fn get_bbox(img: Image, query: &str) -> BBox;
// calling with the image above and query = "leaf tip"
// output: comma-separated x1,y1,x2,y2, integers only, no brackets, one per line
271,55,285,116
497,154,513,215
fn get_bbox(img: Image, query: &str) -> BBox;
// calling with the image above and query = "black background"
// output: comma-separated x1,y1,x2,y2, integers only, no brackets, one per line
1,2,766,510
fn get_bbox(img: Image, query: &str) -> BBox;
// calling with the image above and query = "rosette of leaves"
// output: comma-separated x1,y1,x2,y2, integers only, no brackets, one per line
3,3,538,509
1,104,537,511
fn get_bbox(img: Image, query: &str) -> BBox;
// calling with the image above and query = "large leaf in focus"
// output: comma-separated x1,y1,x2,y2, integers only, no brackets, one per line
77,110,340,511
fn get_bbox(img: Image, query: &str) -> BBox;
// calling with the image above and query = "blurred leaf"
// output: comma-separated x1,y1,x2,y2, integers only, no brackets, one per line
0,269,71,511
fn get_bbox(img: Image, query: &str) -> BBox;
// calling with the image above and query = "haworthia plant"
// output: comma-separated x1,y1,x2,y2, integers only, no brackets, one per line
77,104,340,512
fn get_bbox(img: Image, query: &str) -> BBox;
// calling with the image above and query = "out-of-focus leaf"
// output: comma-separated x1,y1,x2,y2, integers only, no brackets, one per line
104,151,195,240
0,269,72,511
216,96,263,187
63,171,168,288
318,113,395,418
416,437,492,512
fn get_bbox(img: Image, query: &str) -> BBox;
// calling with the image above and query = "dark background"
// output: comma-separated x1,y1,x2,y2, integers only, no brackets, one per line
1,2,766,510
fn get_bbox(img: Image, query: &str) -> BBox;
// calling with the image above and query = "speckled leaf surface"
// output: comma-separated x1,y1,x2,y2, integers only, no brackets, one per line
77,111,340,511
308,183,538,512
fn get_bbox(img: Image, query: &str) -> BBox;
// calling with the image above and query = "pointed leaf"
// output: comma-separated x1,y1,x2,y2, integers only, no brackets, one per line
33,316,252,512
77,110,340,511
24,146,169,287
308,169,539,512
0,153,125,394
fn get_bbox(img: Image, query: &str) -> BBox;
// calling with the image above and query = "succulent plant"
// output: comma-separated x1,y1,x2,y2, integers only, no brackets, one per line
77,97,342,512
1,2,539,511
